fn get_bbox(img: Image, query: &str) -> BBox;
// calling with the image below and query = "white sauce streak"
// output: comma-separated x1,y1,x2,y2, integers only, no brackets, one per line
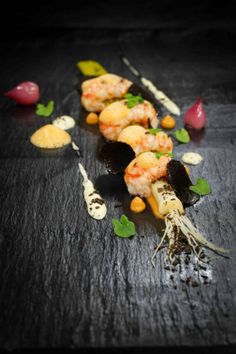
71,141,82,157
79,163,107,220
182,152,203,165
122,56,180,116
52,115,76,130
140,77,180,116
71,141,80,151
122,57,140,77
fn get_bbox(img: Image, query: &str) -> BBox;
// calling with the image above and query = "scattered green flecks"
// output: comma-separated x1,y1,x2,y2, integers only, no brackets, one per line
189,178,212,196
112,214,136,238
125,93,144,109
155,152,174,159
36,101,54,117
174,128,190,143
147,128,162,135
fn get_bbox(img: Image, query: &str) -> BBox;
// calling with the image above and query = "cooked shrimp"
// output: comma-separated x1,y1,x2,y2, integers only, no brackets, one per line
124,152,171,197
99,100,158,141
81,74,132,112
118,125,173,155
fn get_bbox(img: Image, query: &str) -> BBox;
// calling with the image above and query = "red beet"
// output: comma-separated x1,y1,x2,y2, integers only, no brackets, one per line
184,97,206,130
4,81,40,105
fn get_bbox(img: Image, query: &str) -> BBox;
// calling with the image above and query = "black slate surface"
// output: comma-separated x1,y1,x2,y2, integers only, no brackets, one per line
0,22,236,350
3,0,236,30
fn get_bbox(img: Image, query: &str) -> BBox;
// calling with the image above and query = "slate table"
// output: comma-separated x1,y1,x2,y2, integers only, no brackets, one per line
0,19,236,352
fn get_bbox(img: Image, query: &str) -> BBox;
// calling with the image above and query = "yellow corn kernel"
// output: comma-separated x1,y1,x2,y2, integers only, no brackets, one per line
161,115,176,129
86,112,99,125
130,196,146,213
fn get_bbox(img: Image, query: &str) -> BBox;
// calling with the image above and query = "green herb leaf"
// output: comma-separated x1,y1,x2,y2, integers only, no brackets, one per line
155,152,174,159
155,152,164,159
112,214,136,238
167,152,174,158
189,178,212,196
174,128,190,143
36,101,54,117
125,93,144,108
148,128,162,135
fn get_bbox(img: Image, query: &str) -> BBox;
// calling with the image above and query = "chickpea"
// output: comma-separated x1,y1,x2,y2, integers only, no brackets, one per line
86,112,99,125
130,196,146,213
161,115,176,129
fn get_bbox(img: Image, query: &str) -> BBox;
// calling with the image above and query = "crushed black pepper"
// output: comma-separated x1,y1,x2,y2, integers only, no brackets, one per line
90,198,104,205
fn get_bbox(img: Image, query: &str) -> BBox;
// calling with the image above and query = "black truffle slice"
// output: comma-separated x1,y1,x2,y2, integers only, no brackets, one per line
98,141,135,175
167,160,200,207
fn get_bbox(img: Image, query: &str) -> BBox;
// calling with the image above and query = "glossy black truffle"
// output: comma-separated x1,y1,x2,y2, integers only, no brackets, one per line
167,159,200,207
98,141,135,175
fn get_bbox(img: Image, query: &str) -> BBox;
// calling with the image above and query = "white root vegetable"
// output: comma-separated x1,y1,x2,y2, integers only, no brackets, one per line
151,179,229,267
151,179,184,216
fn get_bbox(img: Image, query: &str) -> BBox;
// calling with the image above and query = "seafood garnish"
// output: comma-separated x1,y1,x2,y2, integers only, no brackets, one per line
118,125,173,155
99,99,158,141
81,74,132,112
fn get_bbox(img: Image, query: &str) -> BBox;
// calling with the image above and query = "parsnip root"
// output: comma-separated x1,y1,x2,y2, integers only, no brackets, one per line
151,209,229,267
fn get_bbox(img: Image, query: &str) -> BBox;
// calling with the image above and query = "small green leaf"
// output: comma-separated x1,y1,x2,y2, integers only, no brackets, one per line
148,128,162,135
125,93,144,108
189,178,212,196
167,152,174,158
36,101,54,117
112,214,136,238
155,152,174,159
155,152,164,159
174,128,190,143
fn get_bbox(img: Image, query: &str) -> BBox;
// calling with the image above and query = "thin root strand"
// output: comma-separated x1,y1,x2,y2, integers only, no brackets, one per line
151,209,229,268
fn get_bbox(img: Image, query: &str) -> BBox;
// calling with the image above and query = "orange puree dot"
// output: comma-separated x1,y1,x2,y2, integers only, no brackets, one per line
130,196,146,213
30,124,71,149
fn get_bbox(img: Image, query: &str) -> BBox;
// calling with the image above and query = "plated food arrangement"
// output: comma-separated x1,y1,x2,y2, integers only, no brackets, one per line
79,71,228,267
4,60,229,274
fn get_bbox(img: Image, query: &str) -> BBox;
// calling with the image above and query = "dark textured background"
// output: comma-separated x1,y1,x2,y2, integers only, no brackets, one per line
0,0,236,351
